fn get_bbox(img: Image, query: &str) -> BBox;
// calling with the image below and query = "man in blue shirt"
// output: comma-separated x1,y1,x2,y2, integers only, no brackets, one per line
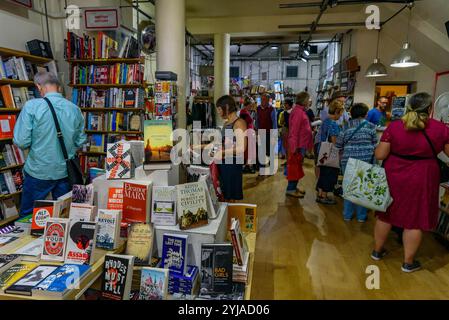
14,71,86,217
367,96,388,126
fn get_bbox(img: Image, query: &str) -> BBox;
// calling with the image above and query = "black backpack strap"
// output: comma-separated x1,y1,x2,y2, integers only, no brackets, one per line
422,130,438,159
43,97,69,161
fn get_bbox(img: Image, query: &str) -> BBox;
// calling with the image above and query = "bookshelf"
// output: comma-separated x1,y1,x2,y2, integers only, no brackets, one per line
80,108,144,113
0,47,52,64
0,79,35,87
0,108,21,113
0,214,19,227
0,164,24,172
85,130,142,135
67,58,144,65
79,151,106,156
0,190,22,200
0,138,13,142
69,84,144,89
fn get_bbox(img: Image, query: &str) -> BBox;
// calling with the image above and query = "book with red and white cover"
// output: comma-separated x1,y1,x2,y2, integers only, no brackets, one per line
122,181,152,223
31,200,63,236
41,218,70,262
230,218,248,266
107,187,123,210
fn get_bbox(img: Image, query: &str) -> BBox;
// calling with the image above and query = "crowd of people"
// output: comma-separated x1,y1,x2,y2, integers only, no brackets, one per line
214,90,449,273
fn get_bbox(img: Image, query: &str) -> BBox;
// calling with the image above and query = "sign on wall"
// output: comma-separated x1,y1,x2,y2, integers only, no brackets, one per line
84,8,120,30
9,0,33,8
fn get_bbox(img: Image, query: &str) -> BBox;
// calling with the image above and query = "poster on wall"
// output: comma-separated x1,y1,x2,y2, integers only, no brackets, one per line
9,0,33,8
84,8,120,30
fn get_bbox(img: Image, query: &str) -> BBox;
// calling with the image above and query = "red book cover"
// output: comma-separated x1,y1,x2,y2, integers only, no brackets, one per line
107,187,123,210
0,115,16,139
31,201,55,236
122,182,151,223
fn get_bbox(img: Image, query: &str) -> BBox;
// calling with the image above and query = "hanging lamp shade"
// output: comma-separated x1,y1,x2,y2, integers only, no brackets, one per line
390,42,420,68
366,58,388,77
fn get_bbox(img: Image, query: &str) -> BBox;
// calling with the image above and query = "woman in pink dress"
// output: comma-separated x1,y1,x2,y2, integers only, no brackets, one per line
373,92,449,272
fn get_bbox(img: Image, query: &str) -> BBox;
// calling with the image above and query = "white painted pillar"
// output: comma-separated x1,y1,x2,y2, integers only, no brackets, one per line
155,0,186,129
214,33,230,104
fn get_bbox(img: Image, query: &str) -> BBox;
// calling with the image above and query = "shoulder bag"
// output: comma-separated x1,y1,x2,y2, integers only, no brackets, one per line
44,97,85,187
422,130,449,183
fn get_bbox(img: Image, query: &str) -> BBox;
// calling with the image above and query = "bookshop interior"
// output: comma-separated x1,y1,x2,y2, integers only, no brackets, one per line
0,0,447,301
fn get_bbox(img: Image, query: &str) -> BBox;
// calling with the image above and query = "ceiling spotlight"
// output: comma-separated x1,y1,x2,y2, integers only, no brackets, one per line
271,45,278,50
300,56,307,62
303,48,310,57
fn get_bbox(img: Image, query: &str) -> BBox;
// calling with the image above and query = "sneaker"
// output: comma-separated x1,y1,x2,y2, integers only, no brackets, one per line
286,190,304,198
401,261,421,273
316,197,336,205
371,249,388,261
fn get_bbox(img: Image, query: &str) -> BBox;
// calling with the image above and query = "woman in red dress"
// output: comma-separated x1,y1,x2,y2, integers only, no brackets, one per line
373,92,449,272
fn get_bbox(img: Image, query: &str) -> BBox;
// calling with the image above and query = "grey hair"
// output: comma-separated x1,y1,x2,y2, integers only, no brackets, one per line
34,71,60,87
407,92,432,113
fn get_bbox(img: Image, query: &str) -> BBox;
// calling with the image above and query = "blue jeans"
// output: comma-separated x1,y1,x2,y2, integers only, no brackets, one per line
343,199,367,221
20,171,70,218
286,180,298,192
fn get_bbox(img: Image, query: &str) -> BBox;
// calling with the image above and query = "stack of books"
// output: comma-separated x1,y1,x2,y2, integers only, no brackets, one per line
233,252,250,283
168,265,199,295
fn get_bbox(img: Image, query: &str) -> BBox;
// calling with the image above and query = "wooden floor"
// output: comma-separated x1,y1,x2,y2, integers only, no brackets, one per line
246,159,449,300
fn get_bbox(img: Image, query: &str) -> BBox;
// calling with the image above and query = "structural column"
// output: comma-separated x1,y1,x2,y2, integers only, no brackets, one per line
155,0,186,129
214,33,230,106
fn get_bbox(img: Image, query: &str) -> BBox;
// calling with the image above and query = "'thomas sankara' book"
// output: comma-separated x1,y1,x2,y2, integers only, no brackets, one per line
161,233,188,276
200,243,233,295
139,267,169,300
151,186,176,226
69,203,97,222
106,142,131,180
125,223,153,265
101,254,134,300
227,203,257,234
41,218,70,262
122,181,152,223
0,254,21,274
65,221,97,265
32,264,91,299
96,209,121,250
31,200,64,236
0,262,37,293
5,264,59,296
177,182,209,230
71,184,94,205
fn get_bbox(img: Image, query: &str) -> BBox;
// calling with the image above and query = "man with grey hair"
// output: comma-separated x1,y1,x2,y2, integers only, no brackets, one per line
13,71,86,217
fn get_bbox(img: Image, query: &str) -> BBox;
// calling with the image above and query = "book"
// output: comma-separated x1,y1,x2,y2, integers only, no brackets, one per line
0,115,16,139
199,175,220,219
176,182,209,230
1,198,18,220
122,181,152,223
71,184,94,205
200,243,233,295
14,237,43,261
5,264,59,296
106,187,123,210
139,267,169,300
151,186,177,226
65,221,97,265
101,254,134,300
161,233,188,276
69,203,96,222
0,236,20,253
15,214,32,230
143,120,173,167
32,264,91,299
31,200,63,236
0,254,21,274
41,218,70,262
230,218,248,266
0,85,15,108
0,262,37,293
227,203,257,234
125,223,153,265
90,134,105,152
106,142,131,179
96,209,122,250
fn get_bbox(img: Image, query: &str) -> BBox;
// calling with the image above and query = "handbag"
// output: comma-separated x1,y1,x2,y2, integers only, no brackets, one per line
287,152,305,181
44,97,85,187
317,125,340,168
342,158,393,212
422,130,449,183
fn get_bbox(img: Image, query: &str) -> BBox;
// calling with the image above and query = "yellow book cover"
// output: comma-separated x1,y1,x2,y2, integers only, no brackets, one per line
144,120,173,163
125,223,154,265
0,262,38,293
227,203,257,234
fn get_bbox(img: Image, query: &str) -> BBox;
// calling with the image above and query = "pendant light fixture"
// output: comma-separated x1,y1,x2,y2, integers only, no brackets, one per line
366,29,388,78
391,4,420,68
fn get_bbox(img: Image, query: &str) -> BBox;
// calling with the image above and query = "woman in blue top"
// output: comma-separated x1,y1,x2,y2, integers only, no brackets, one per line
316,100,344,205
336,103,378,222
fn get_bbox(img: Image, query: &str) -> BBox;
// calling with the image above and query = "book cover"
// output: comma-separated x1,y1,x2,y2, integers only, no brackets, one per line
0,254,21,274
0,115,16,139
32,264,90,298
176,182,209,230
31,200,60,236
41,218,70,262
107,187,124,210
125,223,153,265
151,186,177,226
0,236,20,252
1,198,18,220
143,120,173,164
106,142,131,179
72,184,94,205
5,264,59,296
14,237,43,261
200,244,233,295
199,175,220,219
139,267,169,300
69,203,96,222
161,233,188,276
96,209,121,250
101,254,134,300
230,218,247,266
65,221,97,265
90,134,104,152
122,181,152,223
227,203,257,234
0,262,37,293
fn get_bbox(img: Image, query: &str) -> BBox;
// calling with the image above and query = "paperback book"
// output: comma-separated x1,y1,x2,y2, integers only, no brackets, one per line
69,203,97,222
107,187,123,210
161,233,188,276
31,200,63,236
151,186,177,226
177,182,209,230
41,218,70,262
227,203,257,234
200,243,233,295
65,221,97,265
0,262,37,293
101,254,135,300
96,209,122,250
14,237,43,261
0,254,21,274
5,264,59,296
122,181,152,223
71,184,94,205
125,223,153,265
143,120,173,168
139,267,169,300
106,142,131,179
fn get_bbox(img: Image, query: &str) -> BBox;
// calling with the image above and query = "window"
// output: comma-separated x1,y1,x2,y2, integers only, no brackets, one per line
230,66,240,78
286,66,298,78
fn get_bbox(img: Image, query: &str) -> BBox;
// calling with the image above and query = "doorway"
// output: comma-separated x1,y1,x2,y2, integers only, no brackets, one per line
374,83,414,114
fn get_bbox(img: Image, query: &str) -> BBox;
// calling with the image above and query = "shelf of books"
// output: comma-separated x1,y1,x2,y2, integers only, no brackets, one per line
0,47,52,65
0,79,34,87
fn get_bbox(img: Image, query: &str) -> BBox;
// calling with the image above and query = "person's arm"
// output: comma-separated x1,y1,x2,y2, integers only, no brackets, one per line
13,102,33,149
375,142,390,160
74,107,87,148
444,144,449,157
335,131,344,149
